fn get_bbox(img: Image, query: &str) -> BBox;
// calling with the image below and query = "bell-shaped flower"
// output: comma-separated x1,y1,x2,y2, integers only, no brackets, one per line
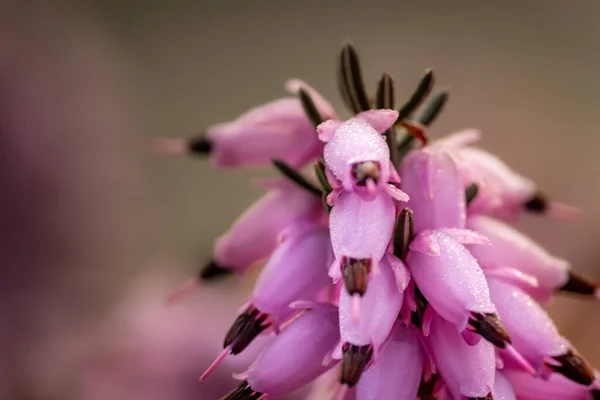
200,223,332,380
155,79,334,168
400,146,466,232
221,304,340,399
467,215,598,301
355,323,424,400
487,276,595,386
424,311,496,399
317,109,408,202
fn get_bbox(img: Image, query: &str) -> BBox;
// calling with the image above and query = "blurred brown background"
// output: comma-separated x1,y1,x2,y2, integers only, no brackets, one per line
2,1,600,399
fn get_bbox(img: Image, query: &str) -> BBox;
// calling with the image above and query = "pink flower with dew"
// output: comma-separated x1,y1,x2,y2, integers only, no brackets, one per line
328,190,396,317
355,323,424,400
492,371,517,400
221,304,340,399
487,276,595,385
154,79,334,168
467,214,599,301
405,229,496,333
434,129,580,221
425,311,496,399
503,369,598,400
334,255,407,390
200,223,332,380
400,146,466,232
318,109,409,202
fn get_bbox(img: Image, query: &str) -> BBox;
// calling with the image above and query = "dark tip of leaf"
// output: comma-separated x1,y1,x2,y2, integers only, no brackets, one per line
298,88,324,129
338,42,371,113
416,89,449,126
272,159,322,197
465,183,479,206
314,158,333,194
397,69,435,123
393,208,414,261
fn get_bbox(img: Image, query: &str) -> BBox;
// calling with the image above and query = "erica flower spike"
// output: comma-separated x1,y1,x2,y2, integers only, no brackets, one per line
157,41,600,399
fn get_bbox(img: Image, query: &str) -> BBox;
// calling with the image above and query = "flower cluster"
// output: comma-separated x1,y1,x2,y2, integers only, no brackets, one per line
157,43,600,400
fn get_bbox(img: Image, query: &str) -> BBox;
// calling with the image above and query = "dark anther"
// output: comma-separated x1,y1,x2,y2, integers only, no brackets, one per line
558,271,598,297
547,348,595,386
524,191,548,213
341,343,374,387
272,159,322,197
592,388,600,400
416,89,449,127
351,161,381,186
396,69,435,123
224,305,271,355
298,87,324,129
468,312,511,348
338,42,370,113
199,260,234,281
411,285,429,329
393,208,414,262
376,73,399,168
188,136,212,154
341,257,371,296
417,373,438,399
465,183,479,206
467,394,493,400
220,380,263,400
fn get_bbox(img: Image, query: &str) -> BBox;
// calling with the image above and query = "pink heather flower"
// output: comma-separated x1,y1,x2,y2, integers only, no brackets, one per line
503,369,598,400
200,223,332,380
487,276,595,385
492,370,517,400
466,214,598,301
328,190,397,317
424,311,496,399
222,304,340,399
155,79,334,168
400,146,466,232
434,129,580,221
211,178,324,277
355,323,424,400
334,255,407,388
406,229,496,333
317,109,409,202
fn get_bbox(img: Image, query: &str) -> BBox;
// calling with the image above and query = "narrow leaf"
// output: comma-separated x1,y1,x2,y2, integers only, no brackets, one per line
298,88,324,129
376,73,399,168
416,89,449,126
337,42,371,113
272,159,322,196
396,69,435,122
314,158,333,194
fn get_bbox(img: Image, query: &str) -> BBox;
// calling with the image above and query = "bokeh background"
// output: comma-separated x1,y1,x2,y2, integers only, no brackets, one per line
2,1,599,399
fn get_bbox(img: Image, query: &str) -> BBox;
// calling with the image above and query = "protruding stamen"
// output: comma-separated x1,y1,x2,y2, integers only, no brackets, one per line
165,278,200,305
341,257,371,296
558,271,599,297
189,136,213,154
468,312,511,348
200,346,232,381
411,285,429,329
505,343,536,375
220,380,263,400
338,42,370,113
393,208,415,262
200,260,234,281
524,192,582,220
547,348,595,385
340,343,374,387
465,183,479,206
272,159,322,197
351,161,381,187
224,305,272,355
523,191,547,213
152,138,189,154
396,69,435,122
